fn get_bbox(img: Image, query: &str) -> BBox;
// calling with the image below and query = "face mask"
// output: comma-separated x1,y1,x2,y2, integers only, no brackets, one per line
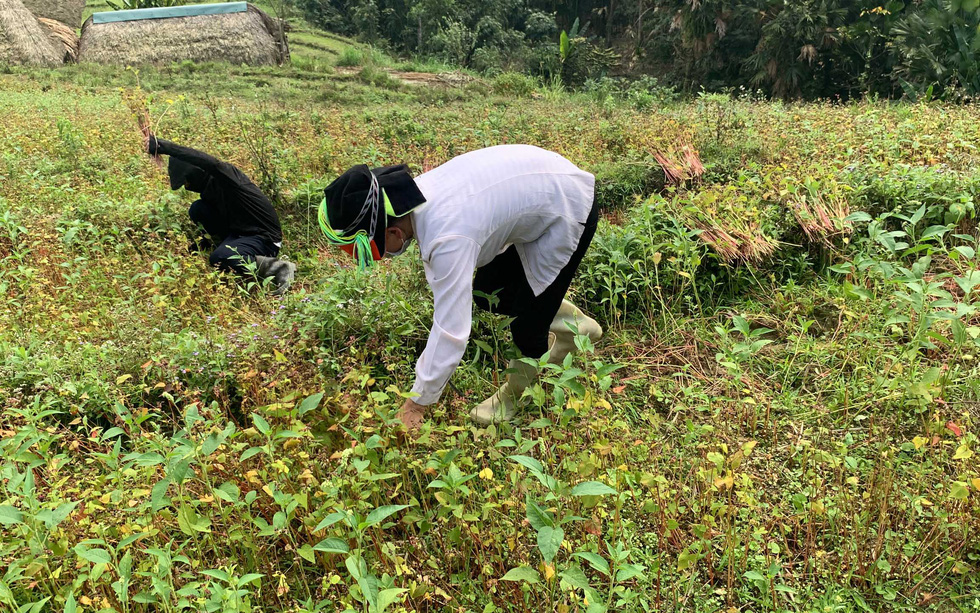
385,229,412,257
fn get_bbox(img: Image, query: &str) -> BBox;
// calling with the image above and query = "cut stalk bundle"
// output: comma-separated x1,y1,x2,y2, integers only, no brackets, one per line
653,143,705,185
38,17,78,62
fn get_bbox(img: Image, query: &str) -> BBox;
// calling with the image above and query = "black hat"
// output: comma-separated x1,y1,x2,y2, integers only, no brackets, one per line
321,164,426,259
169,157,208,192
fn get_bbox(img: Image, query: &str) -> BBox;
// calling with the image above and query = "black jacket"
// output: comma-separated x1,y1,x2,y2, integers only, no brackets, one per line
150,137,283,244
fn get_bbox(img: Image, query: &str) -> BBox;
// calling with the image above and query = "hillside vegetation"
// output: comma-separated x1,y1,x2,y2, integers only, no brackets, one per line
1,13,980,613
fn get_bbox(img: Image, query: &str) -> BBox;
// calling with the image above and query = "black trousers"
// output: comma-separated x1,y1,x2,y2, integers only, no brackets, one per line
189,200,278,276
473,202,599,358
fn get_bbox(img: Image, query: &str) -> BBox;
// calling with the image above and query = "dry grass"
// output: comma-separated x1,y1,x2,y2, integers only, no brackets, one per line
789,191,852,247
0,0,62,67
22,0,83,26
696,222,778,265
78,4,284,66
653,143,705,185
38,17,78,63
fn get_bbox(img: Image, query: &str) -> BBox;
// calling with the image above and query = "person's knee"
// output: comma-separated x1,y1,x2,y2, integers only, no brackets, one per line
208,248,231,271
188,200,206,224
210,247,247,272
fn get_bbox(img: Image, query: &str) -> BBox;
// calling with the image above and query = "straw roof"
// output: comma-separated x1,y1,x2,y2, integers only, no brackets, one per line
0,0,63,67
78,4,285,66
38,17,79,62
22,0,84,26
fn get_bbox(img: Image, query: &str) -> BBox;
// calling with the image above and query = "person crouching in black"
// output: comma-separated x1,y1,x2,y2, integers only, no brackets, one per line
145,133,296,295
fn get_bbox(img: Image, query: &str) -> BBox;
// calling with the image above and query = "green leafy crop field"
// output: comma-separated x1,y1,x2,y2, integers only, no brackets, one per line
1,37,979,613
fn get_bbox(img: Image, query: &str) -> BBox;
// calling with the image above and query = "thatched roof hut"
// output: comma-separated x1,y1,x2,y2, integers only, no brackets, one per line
78,2,285,66
22,0,84,26
38,17,79,62
0,0,62,67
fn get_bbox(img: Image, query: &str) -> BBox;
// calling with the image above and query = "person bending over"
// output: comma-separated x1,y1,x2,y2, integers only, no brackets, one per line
318,145,603,429
145,134,296,294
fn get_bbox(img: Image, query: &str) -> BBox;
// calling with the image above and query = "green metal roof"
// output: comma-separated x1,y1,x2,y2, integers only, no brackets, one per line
91,2,247,24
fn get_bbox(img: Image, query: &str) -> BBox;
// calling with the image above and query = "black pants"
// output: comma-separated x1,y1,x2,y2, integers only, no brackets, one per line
473,203,599,358
189,200,278,276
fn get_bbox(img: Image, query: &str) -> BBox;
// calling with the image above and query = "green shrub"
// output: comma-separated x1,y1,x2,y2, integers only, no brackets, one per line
844,162,980,226
591,161,665,213
336,48,364,68
584,76,679,110
357,65,399,90
491,72,537,97
577,198,708,323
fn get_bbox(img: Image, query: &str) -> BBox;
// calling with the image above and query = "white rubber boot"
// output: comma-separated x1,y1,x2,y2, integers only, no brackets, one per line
548,300,602,364
469,353,544,425
255,256,297,295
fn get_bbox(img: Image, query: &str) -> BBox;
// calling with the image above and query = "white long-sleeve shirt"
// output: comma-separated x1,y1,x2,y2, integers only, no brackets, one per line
407,145,595,406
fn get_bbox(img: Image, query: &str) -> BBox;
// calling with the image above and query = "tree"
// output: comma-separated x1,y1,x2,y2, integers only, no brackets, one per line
891,0,980,97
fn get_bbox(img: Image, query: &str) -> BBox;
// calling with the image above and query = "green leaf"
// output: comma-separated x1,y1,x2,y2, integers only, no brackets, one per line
676,550,698,572
313,511,348,533
200,434,221,456
313,538,350,554
953,245,975,260
345,557,378,609
0,505,22,526
909,204,926,226
616,563,645,582
950,481,970,500
239,573,263,586
572,552,610,576
536,526,564,563
744,570,766,582
118,532,149,549
526,500,555,531
200,569,230,582
131,452,165,467
955,270,980,296
559,30,570,61
559,566,591,591
150,478,171,512
102,427,126,440
177,505,211,535
509,455,559,490
376,588,406,613
252,413,271,436
38,501,79,529
571,481,618,497
845,211,873,223
508,454,545,475
297,544,316,563
364,504,409,528
920,225,949,240
240,446,264,461
501,566,541,584
214,481,240,503
844,282,872,301
298,392,324,415
76,547,112,566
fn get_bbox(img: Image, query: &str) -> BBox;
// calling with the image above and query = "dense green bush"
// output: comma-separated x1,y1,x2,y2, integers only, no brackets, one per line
490,71,537,97
591,161,664,213
844,163,980,224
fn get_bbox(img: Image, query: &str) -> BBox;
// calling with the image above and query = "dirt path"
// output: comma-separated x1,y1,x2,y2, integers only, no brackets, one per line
335,67,475,87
